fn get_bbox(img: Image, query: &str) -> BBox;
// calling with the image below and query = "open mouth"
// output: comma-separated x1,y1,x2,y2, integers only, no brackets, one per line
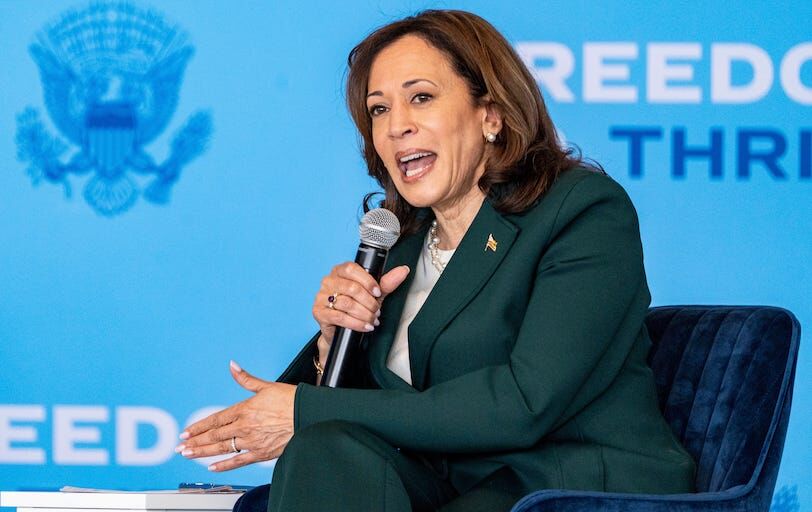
398,151,437,178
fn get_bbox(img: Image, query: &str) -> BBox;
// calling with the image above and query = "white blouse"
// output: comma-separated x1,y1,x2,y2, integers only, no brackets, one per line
386,231,456,385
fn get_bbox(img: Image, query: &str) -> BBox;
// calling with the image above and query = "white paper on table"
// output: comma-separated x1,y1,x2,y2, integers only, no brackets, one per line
59,486,243,494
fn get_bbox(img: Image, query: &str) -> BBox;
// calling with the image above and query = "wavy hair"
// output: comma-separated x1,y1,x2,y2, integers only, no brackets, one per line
347,10,585,235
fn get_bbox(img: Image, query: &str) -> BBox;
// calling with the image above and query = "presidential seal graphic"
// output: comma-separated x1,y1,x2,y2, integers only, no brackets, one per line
15,2,213,216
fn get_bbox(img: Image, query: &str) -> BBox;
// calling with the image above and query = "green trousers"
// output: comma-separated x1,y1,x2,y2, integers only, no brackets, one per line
266,421,519,511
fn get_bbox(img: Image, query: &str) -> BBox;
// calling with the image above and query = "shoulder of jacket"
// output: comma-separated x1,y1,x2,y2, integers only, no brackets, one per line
554,167,629,202
510,168,632,226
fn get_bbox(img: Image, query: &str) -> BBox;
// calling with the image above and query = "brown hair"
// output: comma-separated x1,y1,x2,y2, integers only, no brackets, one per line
347,9,584,235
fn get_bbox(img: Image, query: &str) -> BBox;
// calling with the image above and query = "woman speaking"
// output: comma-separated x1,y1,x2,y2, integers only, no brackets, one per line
176,10,696,511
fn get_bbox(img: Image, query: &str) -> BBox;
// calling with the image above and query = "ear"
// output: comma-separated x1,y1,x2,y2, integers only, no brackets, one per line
480,98,503,139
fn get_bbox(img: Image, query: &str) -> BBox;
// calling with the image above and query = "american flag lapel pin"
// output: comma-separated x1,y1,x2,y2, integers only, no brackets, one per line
485,233,498,252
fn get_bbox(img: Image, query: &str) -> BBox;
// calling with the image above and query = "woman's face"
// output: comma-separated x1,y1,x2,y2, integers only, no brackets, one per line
366,35,495,212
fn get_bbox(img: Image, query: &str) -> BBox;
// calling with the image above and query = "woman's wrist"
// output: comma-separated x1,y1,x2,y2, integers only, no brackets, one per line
315,334,330,385
317,334,330,362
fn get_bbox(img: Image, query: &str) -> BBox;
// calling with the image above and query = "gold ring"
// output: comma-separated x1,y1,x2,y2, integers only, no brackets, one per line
327,293,340,309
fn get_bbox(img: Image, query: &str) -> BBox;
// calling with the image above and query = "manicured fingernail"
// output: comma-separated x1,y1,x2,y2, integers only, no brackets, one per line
174,444,185,453
376,309,381,317
208,464,217,471
179,431,190,440
230,360,242,373
373,319,380,326
364,323,374,332
372,287,381,297
182,449,194,457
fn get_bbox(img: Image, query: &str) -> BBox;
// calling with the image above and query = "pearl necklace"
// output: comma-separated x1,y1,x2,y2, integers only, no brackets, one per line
428,219,448,273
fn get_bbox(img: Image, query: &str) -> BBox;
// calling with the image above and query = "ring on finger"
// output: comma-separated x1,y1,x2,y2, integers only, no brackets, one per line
327,292,341,310
231,436,240,454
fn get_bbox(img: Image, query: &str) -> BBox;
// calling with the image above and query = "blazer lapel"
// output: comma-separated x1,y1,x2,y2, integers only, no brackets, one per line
408,199,519,389
368,222,428,391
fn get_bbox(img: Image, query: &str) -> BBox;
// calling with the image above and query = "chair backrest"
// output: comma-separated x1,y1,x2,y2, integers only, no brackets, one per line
645,306,800,494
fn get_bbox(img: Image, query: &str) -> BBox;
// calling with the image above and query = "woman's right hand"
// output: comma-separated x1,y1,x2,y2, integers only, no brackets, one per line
312,263,411,367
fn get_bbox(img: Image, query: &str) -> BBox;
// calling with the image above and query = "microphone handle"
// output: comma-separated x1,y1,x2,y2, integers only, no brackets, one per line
320,243,388,388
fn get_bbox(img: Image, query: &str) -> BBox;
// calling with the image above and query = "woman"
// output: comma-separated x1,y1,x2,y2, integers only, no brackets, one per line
177,10,696,511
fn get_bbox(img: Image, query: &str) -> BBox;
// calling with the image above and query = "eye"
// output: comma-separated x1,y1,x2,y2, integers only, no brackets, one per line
368,104,388,117
411,92,433,104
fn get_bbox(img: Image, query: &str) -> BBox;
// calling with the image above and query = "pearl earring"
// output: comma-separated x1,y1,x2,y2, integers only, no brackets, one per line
485,132,497,143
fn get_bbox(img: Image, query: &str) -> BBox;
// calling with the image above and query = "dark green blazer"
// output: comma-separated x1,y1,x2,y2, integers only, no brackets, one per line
280,168,695,497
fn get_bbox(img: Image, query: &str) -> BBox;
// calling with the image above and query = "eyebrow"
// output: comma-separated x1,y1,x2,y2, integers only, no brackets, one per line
366,78,438,99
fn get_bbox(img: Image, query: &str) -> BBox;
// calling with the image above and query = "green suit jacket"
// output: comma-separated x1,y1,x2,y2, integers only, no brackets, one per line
280,168,695,498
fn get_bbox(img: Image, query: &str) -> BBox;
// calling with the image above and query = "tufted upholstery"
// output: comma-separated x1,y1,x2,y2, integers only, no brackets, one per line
511,306,801,512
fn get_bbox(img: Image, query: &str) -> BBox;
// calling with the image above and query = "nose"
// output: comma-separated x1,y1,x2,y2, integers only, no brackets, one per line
386,103,416,139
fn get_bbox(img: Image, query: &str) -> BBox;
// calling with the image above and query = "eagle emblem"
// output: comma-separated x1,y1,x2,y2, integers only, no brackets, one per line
15,1,213,216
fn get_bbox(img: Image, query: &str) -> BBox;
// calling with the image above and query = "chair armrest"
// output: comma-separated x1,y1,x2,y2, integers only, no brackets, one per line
511,487,748,512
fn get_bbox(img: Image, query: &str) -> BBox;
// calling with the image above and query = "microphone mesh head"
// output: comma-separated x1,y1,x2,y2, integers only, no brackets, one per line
359,208,401,249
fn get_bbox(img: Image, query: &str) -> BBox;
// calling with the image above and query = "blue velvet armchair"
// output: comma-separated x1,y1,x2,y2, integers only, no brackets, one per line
511,305,801,512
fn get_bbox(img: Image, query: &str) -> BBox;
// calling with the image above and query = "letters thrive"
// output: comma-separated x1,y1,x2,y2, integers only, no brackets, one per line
610,127,812,180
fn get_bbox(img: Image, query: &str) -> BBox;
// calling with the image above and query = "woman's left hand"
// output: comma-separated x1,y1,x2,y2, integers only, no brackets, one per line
176,361,296,472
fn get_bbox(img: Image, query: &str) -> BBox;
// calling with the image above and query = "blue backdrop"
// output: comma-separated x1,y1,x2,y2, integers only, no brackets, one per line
0,1,808,510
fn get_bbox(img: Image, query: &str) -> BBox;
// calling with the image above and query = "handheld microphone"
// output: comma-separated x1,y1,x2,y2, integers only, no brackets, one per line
320,208,400,388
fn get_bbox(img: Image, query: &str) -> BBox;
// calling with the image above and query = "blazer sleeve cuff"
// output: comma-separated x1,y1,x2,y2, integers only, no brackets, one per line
293,383,389,434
